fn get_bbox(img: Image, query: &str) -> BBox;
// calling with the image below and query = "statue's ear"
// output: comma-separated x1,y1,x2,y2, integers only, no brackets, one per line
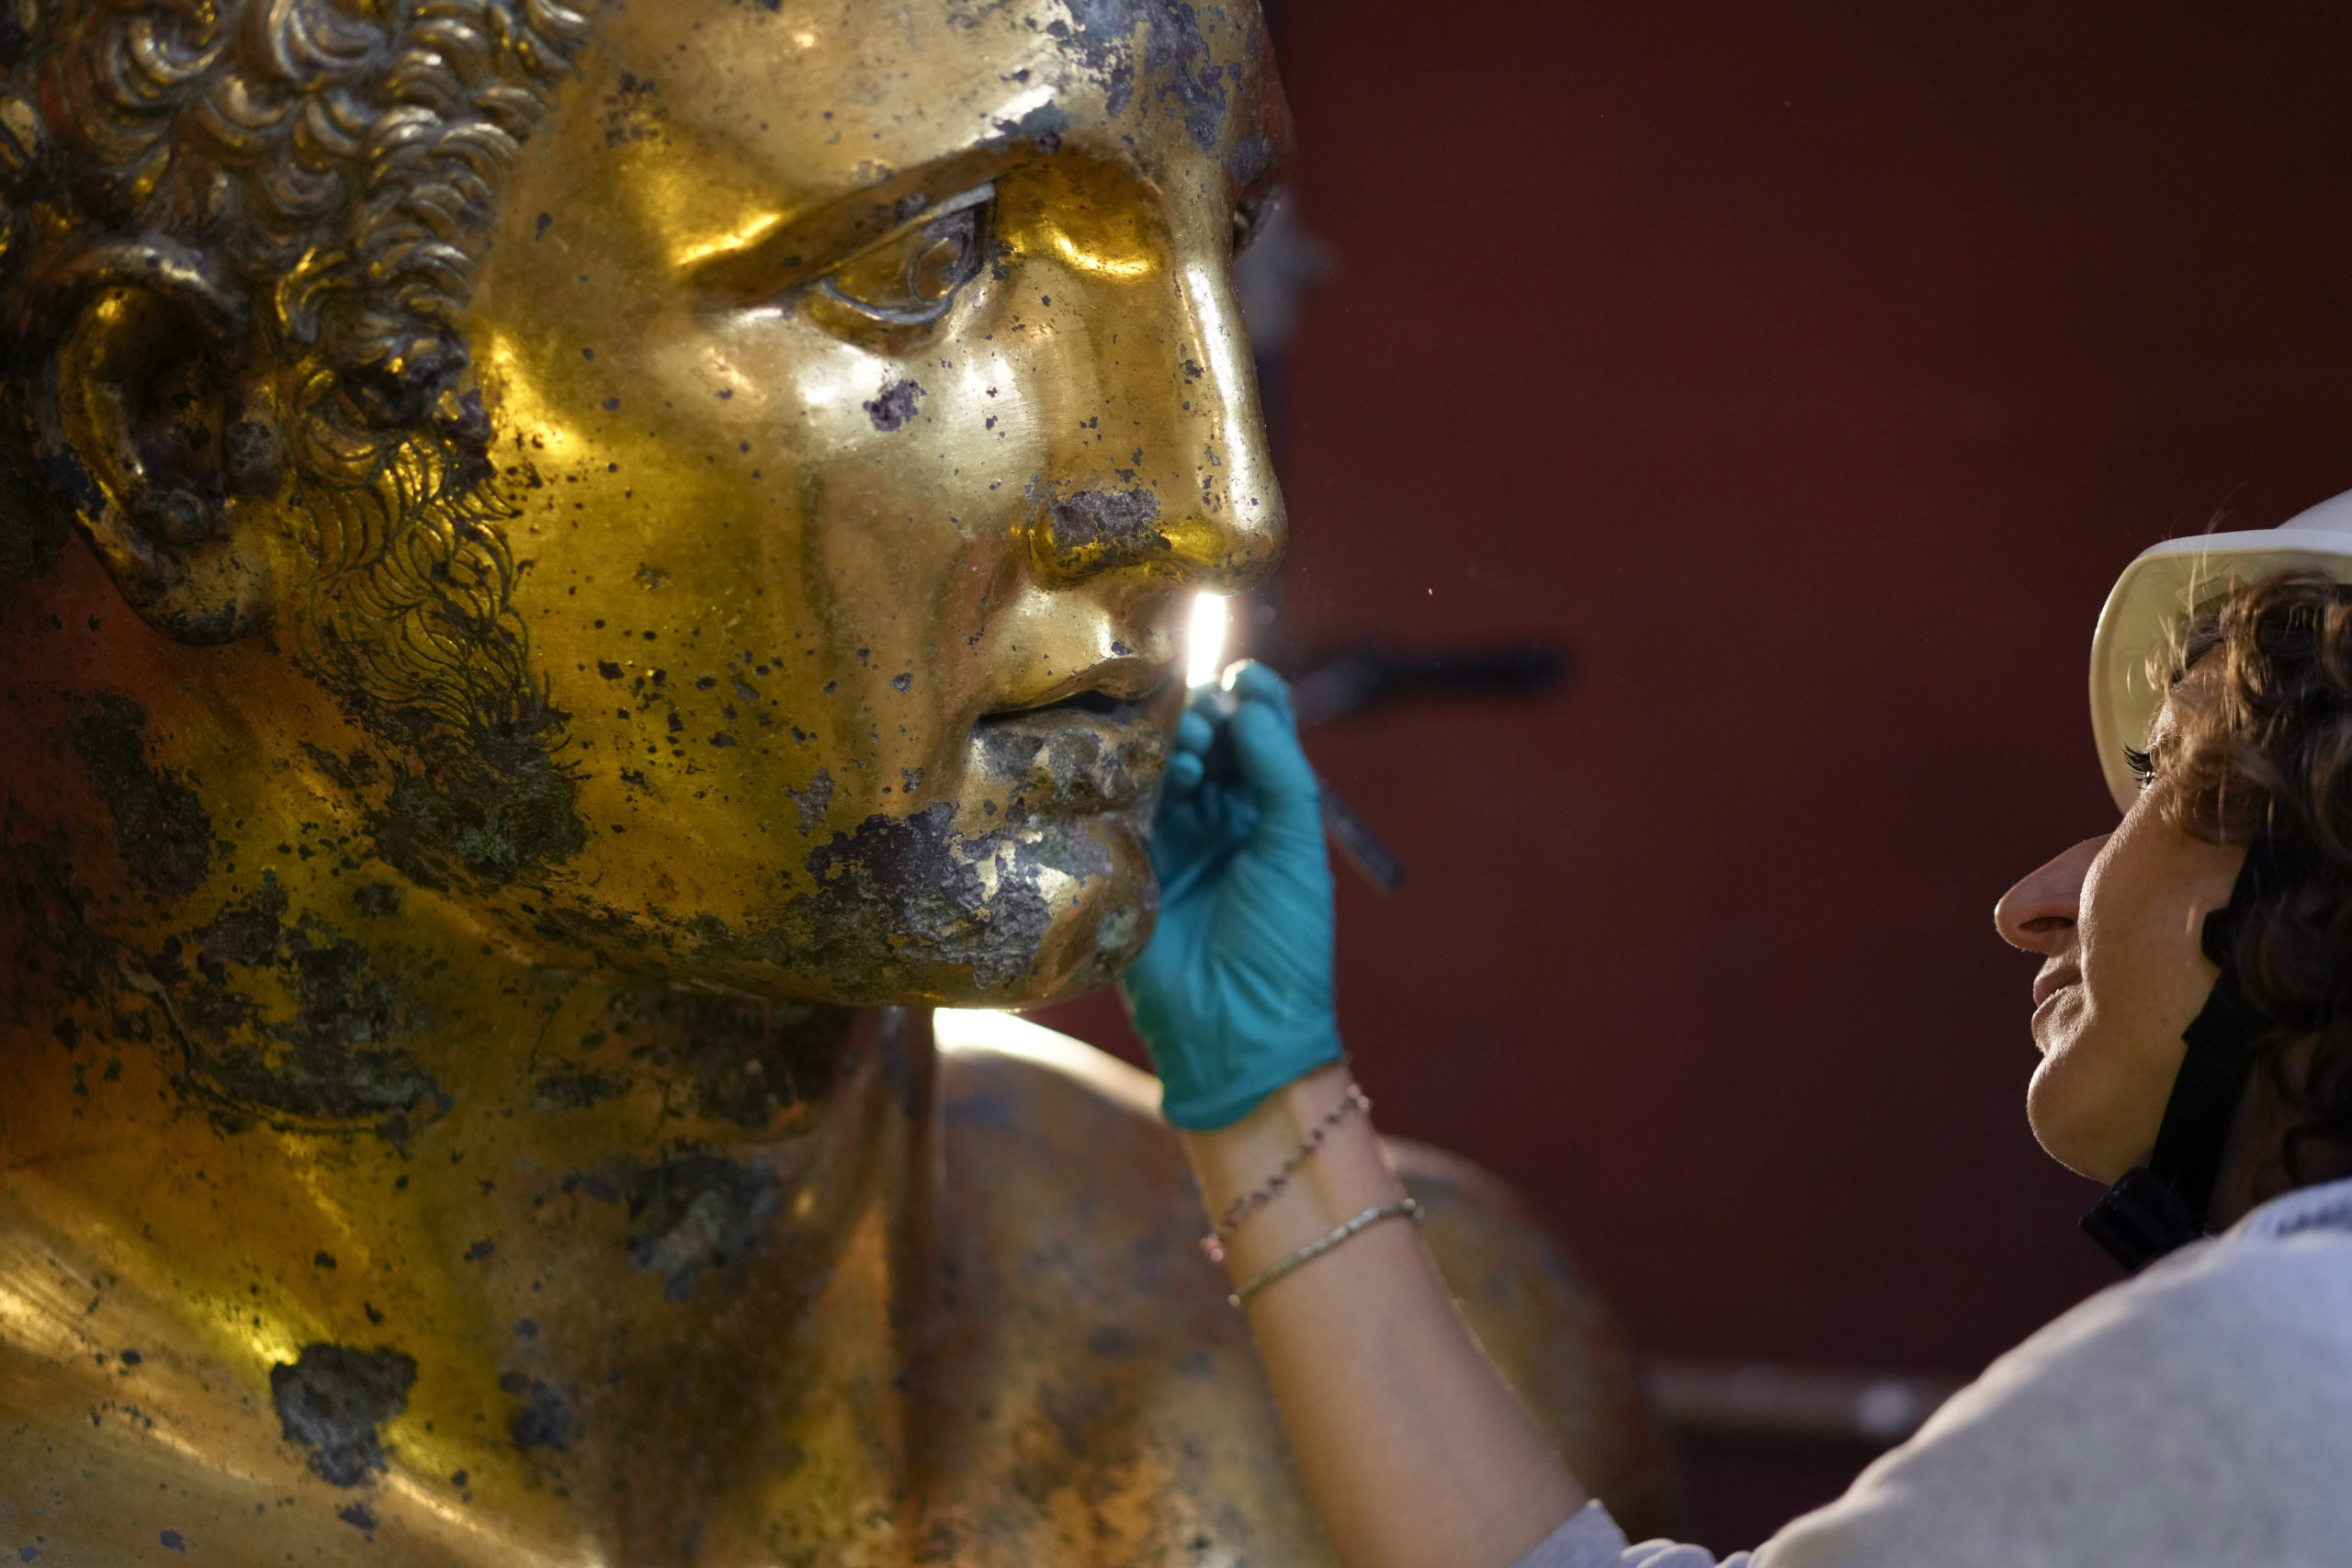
34,238,287,645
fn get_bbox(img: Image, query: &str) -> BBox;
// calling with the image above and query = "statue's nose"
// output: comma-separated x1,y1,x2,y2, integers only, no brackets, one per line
1023,250,1285,593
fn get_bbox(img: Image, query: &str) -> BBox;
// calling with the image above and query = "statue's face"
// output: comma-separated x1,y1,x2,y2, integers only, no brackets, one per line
428,2,1287,1002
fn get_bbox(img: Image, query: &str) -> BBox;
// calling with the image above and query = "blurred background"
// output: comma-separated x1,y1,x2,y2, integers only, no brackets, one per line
1031,1,2352,1549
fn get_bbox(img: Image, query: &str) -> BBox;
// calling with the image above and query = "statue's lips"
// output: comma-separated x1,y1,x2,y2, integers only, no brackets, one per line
968,687,1168,818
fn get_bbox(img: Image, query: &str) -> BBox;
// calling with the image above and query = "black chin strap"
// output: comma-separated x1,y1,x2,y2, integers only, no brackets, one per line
2079,841,2278,1272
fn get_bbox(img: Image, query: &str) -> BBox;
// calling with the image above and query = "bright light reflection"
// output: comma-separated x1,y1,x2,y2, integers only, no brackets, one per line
1186,593,1228,688
1051,229,1153,279
671,209,786,272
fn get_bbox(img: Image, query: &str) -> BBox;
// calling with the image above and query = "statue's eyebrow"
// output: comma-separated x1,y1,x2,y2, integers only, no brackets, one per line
679,156,1014,299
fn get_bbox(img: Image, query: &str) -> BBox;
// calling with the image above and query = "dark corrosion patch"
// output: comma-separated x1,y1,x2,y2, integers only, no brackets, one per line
533,1066,627,1110
863,376,925,432
147,873,445,1132
670,779,1148,1003
270,1343,417,1487
991,99,1073,153
6,828,119,1012
370,739,587,892
527,715,1160,1004
1050,0,1141,115
1053,0,1236,141
802,804,1056,991
499,1374,579,1452
622,1148,782,1301
1044,487,1169,565
1139,0,1227,152
599,988,852,1130
68,694,212,899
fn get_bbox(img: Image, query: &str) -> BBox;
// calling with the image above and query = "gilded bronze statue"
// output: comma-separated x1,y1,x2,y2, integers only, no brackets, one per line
0,2,1679,1560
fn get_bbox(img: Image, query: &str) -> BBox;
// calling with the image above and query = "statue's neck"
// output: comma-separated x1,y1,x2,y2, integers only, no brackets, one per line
2,804,932,1506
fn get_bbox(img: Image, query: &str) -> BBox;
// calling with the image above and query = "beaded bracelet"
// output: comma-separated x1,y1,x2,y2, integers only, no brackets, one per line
1199,1082,1372,1266
1227,1197,1422,1308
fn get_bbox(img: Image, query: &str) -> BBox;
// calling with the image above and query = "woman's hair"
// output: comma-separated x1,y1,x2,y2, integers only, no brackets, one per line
2159,570,2352,1191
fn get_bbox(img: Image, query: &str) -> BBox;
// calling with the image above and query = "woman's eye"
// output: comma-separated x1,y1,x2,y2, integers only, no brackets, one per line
2124,745,2156,788
818,186,993,327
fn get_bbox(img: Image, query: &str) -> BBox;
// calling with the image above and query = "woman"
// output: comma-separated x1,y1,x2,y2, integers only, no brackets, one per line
1122,499,2352,1568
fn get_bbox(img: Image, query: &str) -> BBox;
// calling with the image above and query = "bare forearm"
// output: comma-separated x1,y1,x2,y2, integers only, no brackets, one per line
1185,1065,1586,1568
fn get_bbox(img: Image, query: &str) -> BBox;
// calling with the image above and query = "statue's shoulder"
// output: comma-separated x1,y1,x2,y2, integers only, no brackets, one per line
932,1007,1172,1149
920,1011,1329,1560
927,1014,1687,1542
0,1208,385,1566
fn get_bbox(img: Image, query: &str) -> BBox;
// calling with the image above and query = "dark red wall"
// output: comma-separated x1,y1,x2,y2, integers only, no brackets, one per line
1040,0,2352,1446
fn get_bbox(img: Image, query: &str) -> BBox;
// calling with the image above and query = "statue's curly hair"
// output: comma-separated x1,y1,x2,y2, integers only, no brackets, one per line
2159,570,2352,1192
0,0,598,890
0,0,588,478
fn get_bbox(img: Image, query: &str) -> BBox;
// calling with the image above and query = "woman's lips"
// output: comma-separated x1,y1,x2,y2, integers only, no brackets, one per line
2031,966,2080,1012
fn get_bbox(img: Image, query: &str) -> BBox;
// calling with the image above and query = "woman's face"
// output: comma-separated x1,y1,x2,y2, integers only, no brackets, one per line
1996,675,2247,1181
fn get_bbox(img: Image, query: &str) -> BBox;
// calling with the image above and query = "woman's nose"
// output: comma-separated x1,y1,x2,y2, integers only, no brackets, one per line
1994,835,2107,953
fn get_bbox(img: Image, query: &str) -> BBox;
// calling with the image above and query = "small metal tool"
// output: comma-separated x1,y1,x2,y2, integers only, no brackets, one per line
1193,685,1407,895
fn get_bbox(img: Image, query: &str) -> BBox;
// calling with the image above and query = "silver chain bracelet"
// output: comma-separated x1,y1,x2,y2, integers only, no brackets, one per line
1227,1196,1423,1308
1200,1082,1371,1266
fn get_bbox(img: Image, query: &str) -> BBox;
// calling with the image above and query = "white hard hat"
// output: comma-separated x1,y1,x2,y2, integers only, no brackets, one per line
2089,488,2352,811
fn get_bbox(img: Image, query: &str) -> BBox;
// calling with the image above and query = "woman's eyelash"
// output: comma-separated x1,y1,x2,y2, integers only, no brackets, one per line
2123,745,2156,786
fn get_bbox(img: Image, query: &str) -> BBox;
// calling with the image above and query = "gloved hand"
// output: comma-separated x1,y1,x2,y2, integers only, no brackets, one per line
1122,662,1343,1130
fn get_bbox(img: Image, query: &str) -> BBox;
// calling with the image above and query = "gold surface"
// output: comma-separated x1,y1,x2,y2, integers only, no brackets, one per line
0,3,1679,1559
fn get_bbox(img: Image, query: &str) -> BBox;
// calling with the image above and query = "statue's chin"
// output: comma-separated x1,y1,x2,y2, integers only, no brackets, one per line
772,820,1162,1009
523,807,1160,1009
968,874,1160,1010
681,887,1158,1010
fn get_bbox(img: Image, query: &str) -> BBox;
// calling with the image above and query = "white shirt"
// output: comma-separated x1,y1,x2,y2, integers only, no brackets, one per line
1520,1175,2352,1568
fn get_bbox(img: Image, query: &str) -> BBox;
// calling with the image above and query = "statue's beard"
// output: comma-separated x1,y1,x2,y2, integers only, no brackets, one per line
277,436,1159,1007
287,436,588,895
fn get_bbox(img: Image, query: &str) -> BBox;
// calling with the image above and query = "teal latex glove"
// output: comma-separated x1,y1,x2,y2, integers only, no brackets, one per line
1121,663,1343,1130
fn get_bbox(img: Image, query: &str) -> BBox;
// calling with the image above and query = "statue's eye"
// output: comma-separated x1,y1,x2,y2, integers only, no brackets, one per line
819,185,993,327
1230,190,1276,259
